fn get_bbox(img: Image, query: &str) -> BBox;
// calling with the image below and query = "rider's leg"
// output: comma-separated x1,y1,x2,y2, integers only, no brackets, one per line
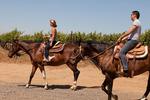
52,41,57,46
119,40,138,74
44,41,50,61
43,41,57,61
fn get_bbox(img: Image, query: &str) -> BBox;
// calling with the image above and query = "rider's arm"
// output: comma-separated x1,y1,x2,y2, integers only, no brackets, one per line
49,28,56,46
118,25,138,42
121,35,129,41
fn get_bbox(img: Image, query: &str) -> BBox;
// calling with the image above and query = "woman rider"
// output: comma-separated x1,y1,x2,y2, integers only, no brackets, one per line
43,19,57,62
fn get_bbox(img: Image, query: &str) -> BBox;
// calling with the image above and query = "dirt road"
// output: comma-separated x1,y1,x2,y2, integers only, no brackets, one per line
0,62,149,100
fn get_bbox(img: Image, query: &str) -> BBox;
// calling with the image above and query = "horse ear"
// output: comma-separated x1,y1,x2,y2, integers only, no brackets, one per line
122,31,126,34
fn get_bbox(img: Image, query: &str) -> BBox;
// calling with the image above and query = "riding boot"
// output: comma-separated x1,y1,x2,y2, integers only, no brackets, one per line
123,70,129,77
116,68,129,77
43,50,49,62
43,48,50,62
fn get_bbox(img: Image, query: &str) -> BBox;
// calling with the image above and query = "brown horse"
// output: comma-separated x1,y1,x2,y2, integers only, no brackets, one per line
80,42,150,100
8,40,83,90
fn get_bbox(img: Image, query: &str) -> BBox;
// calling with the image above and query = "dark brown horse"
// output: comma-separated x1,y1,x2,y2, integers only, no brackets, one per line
80,42,150,100
8,40,83,90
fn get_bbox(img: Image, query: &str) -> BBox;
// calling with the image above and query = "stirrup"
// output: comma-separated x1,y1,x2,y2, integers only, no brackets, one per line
116,71,124,77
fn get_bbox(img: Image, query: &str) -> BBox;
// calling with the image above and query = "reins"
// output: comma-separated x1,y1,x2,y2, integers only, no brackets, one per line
87,43,117,59
14,41,33,54
71,43,117,60
70,45,84,59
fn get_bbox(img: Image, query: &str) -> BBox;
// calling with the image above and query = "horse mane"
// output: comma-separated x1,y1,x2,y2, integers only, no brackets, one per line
21,40,42,44
73,40,114,46
16,40,42,51
86,40,113,45
86,41,114,53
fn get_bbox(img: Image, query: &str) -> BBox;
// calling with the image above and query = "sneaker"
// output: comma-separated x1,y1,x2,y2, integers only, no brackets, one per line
49,56,55,61
43,57,49,62
43,56,55,62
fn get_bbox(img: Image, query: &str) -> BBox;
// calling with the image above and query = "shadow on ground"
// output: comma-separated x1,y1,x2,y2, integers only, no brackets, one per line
18,84,100,90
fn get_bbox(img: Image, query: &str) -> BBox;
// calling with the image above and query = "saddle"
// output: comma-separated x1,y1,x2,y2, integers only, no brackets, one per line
49,41,65,53
114,43,148,59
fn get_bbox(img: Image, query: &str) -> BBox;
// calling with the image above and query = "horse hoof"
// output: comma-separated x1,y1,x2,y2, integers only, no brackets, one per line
25,84,30,88
44,85,48,90
139,97,147,100
70,85,77,91
114,95,118,100
100,85,105,90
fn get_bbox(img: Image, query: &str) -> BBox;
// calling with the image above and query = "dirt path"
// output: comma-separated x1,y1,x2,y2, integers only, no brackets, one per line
0,62,149,100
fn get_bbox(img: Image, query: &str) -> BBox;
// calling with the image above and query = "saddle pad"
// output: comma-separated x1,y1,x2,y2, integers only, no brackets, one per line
129,46,145,53
127,46,148,59
114,46,148,59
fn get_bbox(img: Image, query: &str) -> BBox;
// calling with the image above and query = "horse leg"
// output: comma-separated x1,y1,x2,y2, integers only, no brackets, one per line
101,77,118,100
67,63,80,91
101,76,109,92
26,64,38,88
39,65,48,90
108,79,114,100
139,71,150,100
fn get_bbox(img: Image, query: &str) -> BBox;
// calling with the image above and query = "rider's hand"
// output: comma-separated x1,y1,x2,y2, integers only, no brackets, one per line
49,39,52,46
116,38,122,44
50,42,53,46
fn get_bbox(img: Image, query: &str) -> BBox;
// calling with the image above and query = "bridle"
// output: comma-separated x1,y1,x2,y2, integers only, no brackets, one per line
70,45,84,60
11,41,33,55
70,42,117,60
84,43,117,59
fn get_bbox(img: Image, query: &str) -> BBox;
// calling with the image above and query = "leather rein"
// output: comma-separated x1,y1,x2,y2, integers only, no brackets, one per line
84,43,117,59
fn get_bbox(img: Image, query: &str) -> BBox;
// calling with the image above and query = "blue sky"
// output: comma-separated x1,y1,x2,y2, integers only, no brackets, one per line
0,0,150,34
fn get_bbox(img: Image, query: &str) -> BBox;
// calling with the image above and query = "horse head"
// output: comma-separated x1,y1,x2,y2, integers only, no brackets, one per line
8,39,21,58
80,41,112,58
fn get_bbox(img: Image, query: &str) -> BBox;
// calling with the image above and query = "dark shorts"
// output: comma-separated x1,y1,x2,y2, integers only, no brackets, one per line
45,40,57,49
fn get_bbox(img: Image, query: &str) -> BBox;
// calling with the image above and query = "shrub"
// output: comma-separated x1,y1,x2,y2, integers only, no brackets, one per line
0,29,150,44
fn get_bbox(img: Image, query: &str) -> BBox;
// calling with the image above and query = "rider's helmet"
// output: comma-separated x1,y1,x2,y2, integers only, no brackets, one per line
50,19,57,27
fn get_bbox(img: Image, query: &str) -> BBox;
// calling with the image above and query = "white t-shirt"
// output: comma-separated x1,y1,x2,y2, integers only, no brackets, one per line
128,19,141,40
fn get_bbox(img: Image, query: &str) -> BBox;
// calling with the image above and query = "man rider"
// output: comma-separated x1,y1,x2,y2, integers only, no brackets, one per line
117,11,141,76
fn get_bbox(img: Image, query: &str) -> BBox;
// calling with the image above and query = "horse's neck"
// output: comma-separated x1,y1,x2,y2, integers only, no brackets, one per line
103,49,113,57
89,50,99,58
91,43,111,53
18,42,35,59
92,48,114,70
19,42,31,50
